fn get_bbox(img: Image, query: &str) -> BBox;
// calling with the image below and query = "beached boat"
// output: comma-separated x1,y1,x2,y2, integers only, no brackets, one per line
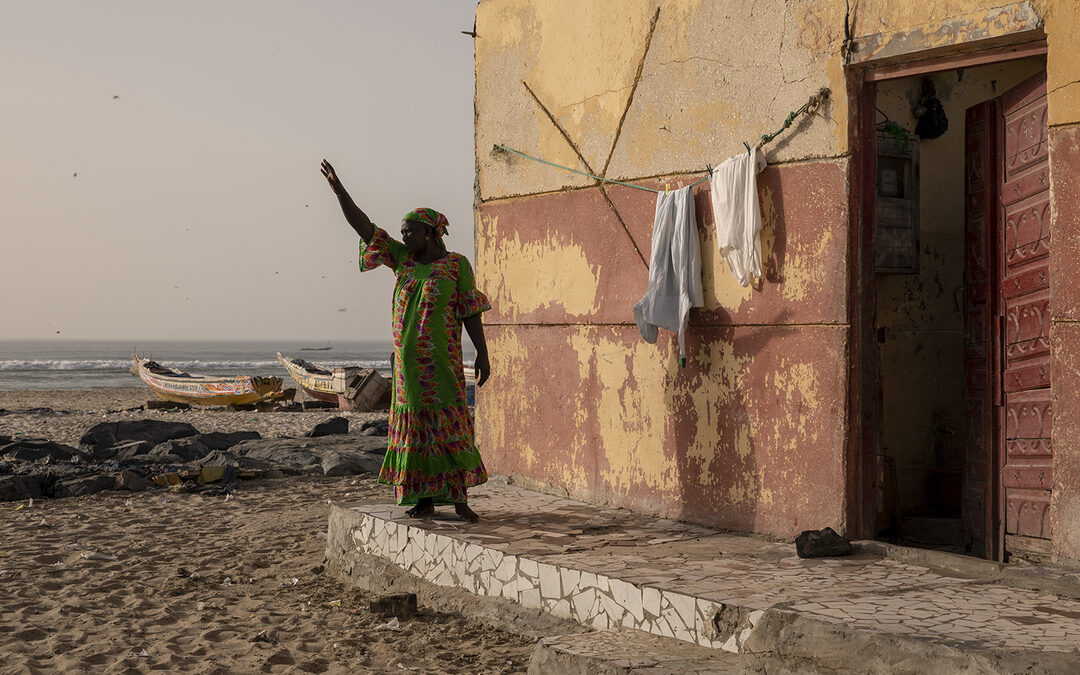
132,354,283,406
276,352,388,411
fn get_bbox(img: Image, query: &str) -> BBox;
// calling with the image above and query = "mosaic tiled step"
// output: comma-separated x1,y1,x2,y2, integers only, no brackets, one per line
333,502,749,650
326,483,1080,661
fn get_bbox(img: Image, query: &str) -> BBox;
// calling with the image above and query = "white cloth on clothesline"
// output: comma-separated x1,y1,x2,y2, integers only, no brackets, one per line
632,186,703,361
709,149,767,287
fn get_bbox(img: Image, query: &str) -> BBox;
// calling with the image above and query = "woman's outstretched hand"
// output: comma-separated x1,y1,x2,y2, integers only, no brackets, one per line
321,159,346,196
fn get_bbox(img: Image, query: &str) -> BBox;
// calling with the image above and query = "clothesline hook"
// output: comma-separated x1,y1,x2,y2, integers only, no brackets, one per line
706,163,713,177
743,141,751,156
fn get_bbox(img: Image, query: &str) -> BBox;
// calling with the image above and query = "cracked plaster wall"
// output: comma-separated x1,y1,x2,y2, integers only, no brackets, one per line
472,0,1080,540
476,0,846,200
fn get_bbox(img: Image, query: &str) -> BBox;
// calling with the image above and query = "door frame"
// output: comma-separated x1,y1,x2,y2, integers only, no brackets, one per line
845,39,1048,554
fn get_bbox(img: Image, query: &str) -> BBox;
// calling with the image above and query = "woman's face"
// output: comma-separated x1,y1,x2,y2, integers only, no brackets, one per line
401,220,429,253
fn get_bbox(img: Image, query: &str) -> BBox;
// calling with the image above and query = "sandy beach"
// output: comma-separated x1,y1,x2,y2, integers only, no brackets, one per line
0,389,535,674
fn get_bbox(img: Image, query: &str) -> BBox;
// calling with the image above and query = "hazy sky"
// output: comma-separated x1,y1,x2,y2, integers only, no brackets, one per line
2,1,479,341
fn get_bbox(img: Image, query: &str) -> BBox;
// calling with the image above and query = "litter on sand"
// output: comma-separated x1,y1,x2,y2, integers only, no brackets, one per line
81,551,117,561
377,617,402,631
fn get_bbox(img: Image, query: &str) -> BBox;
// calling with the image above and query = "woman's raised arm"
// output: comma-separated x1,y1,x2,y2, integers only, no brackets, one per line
321,159,375,243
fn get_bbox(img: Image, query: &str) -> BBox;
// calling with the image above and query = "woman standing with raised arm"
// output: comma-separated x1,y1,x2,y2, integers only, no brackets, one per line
321,159,491,522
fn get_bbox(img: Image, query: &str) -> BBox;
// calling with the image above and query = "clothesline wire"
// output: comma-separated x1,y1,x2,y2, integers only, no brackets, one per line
491,145,692,194
756,87,831,148
493,86,830,194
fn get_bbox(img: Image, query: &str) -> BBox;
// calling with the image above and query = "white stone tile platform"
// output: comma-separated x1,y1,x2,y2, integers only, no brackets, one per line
326,482,1080,668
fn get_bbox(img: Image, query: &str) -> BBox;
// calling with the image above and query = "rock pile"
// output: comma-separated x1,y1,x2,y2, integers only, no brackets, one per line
0,418,387,502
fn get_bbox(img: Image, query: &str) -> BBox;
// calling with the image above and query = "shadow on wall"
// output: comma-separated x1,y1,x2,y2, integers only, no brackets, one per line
760,166,790,286
662,178,794,530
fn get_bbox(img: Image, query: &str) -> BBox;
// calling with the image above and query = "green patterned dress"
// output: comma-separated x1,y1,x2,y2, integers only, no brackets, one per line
360,227,490,505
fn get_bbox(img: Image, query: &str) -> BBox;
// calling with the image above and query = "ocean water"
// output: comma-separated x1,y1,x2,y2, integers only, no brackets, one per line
0,340,480,391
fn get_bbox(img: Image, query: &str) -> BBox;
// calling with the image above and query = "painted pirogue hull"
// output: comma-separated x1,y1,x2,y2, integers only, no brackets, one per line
133,355,282,406
276,352,339,403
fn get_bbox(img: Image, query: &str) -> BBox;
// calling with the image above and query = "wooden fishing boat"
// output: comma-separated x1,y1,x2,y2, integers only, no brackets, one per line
132,354,283,406
276,352,388,411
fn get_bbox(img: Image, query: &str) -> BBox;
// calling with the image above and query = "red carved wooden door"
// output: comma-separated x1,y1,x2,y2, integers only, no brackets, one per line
998,71,1051,559
963,71,1049,560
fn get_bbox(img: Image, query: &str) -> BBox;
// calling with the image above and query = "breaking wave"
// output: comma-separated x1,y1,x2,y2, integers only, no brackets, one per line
0,358,391,372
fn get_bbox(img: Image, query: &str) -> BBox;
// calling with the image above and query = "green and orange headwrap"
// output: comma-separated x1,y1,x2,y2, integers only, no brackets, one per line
403,207,449,237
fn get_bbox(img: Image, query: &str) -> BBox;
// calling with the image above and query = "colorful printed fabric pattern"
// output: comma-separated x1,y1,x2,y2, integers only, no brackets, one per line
359,227,491,504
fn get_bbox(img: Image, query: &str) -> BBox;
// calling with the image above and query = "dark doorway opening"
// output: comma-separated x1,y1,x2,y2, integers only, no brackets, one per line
857,54,1047,559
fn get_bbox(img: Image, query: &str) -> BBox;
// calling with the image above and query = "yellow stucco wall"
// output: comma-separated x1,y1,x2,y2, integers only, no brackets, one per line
477,1,1077,201
473,0,1077,537
476,0,846,200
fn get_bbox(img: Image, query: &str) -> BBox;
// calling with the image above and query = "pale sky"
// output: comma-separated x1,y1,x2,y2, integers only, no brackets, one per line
1,1,479,341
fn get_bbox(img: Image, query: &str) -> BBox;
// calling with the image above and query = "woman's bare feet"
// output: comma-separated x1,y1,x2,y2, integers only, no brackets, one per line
406,498,435,518
454,503,479,522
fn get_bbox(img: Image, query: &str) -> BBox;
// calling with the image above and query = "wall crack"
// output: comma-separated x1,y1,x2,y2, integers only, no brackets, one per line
1048,79,1080,96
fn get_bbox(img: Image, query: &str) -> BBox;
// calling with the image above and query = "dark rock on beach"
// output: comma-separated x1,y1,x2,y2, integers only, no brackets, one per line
306,417,349,437
320,450,370,477
0,474,48,501
233,436,386,476
107,440,155,461
359,419,389,436
0,416,389,501
114,453,189,466
235,440,325,470
196,431,262,450
1,439,87,463
150,438,211,462
117,469,155,491
145,431,257,462
54,473,120,498
195,450,284,472
79,420,199,455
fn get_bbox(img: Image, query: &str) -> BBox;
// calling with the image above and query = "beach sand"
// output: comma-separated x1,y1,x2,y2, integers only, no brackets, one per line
0,390,535,674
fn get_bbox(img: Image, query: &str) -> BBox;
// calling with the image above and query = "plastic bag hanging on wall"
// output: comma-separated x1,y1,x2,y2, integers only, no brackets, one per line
914,77,949,140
